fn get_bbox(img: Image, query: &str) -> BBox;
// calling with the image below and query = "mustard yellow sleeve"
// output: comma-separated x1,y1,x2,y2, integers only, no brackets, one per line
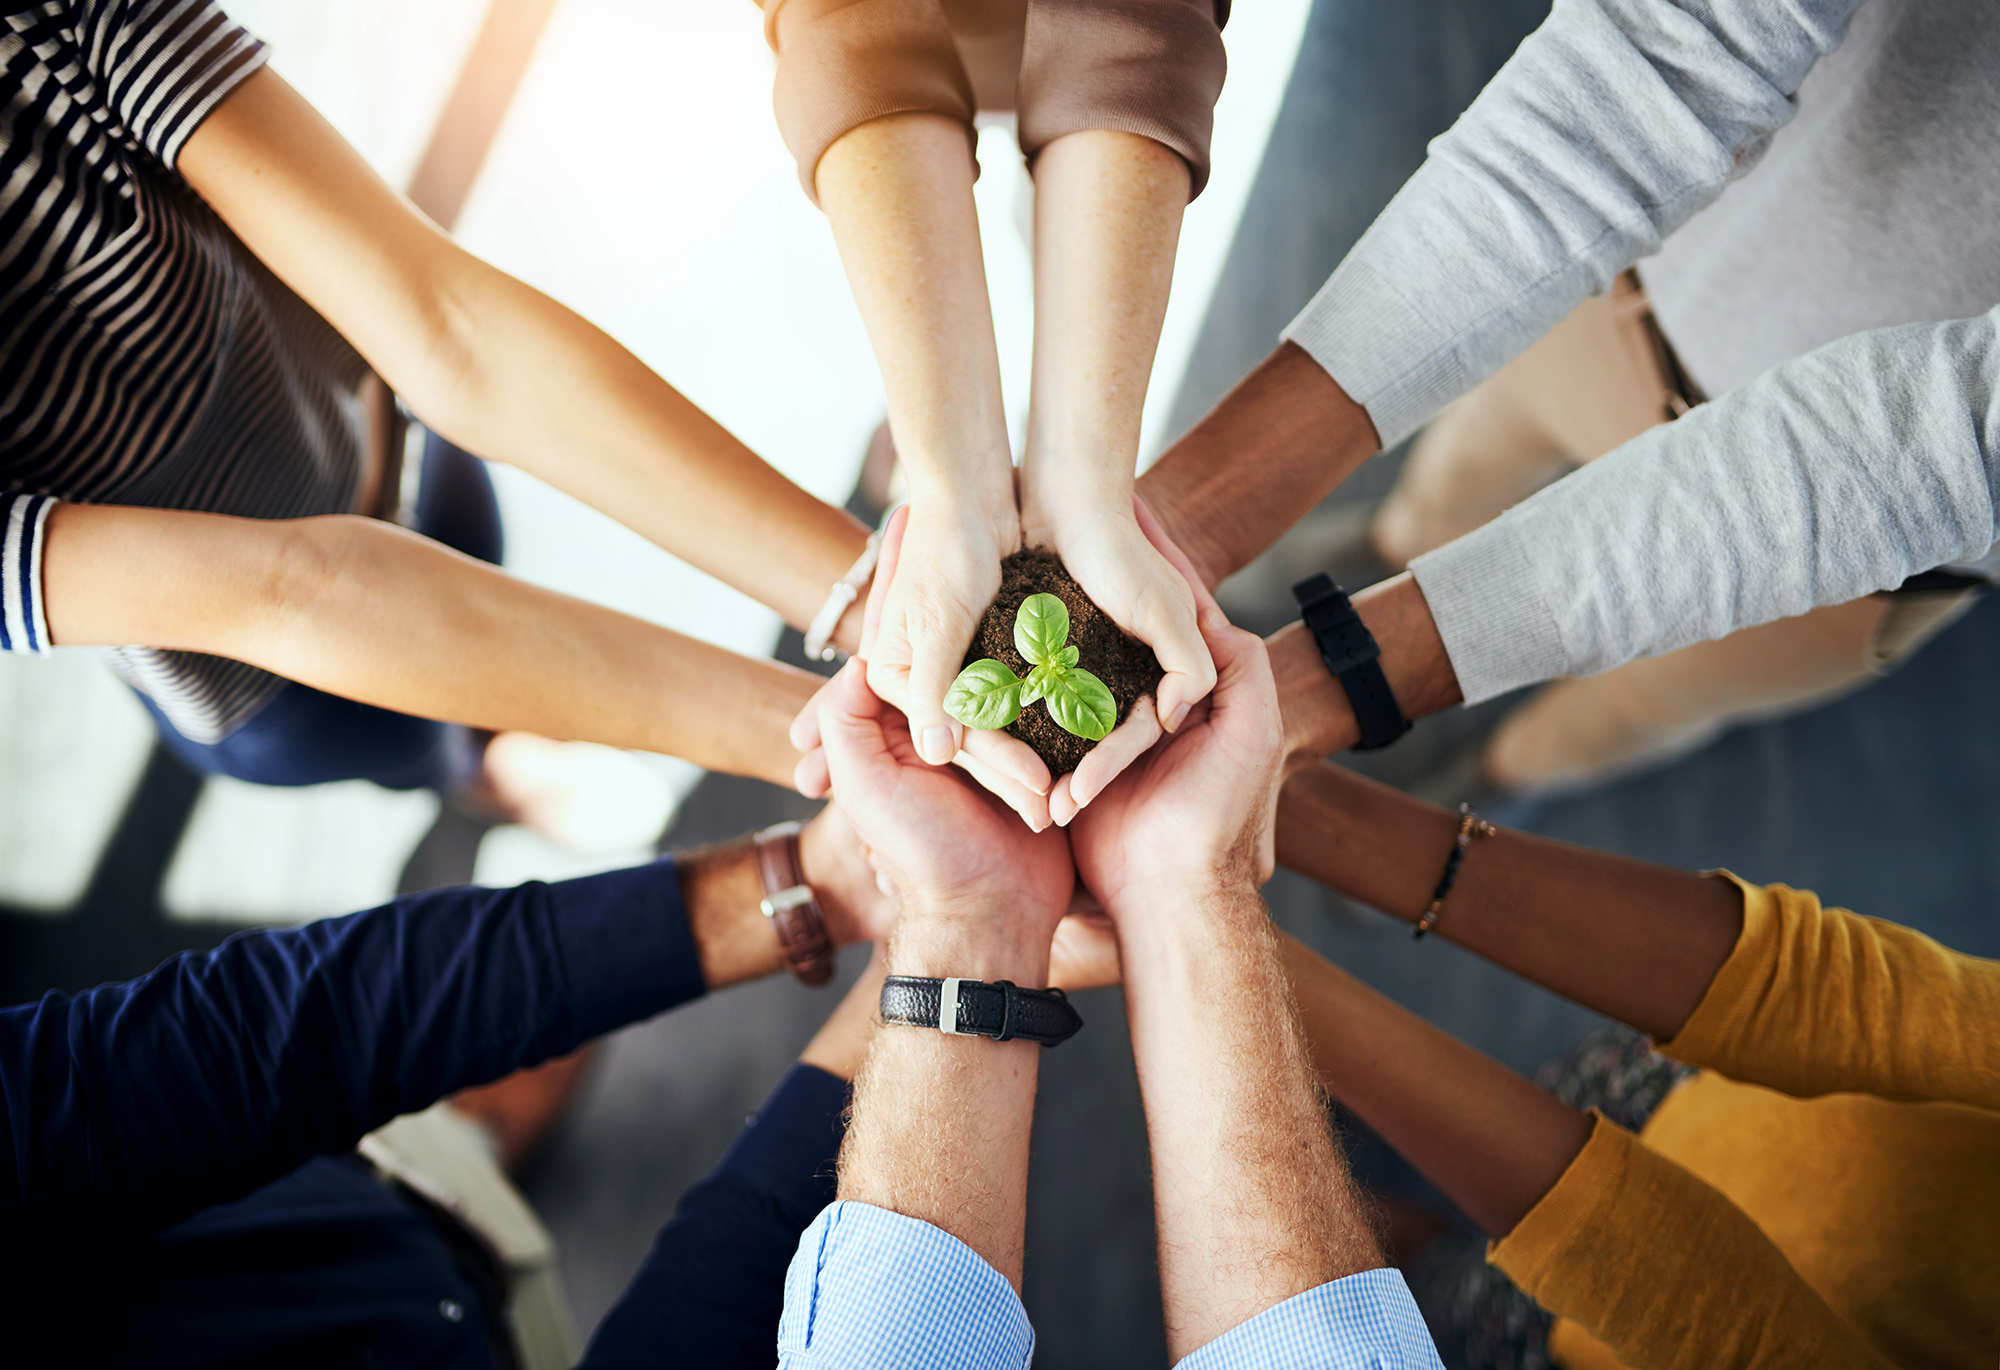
1658,873,2000,1110
1491,1114,1893,1370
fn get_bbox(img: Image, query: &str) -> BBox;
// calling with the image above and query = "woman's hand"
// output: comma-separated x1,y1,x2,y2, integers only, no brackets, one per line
794,505,1056,829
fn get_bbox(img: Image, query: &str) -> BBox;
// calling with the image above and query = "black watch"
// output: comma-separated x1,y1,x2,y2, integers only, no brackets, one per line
880,976,1083,1047
1291,572,1411,752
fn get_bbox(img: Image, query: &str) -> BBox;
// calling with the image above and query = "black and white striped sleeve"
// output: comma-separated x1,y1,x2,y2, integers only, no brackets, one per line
0,493,55,654
67,0,269,169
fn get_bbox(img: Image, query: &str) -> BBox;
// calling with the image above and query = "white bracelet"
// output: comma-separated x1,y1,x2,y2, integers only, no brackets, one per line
802,529,882,662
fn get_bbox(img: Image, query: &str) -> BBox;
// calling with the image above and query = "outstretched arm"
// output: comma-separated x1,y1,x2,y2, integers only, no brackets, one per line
1021,130,1212,738
43,503,820,787
177,67,874,649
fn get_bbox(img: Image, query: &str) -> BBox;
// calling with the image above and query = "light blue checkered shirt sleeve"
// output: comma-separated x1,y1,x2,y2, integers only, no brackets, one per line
1177,1267,1445,1370
778,1201,1036,1369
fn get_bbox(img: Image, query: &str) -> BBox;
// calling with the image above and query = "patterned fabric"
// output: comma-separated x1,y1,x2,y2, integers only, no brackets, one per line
780,1202,1446,1369
0,490,51,651
1178,1268,1447,1370
2,0,370,741
1404,1027,1696,1370
778,1202,1035,1370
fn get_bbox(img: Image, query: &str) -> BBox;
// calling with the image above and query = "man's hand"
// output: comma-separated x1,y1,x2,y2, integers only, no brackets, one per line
1068,540,1283,919
814,654,1074,970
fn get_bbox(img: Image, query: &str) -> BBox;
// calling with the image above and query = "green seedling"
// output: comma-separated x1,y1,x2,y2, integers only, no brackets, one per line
945,593,1118,741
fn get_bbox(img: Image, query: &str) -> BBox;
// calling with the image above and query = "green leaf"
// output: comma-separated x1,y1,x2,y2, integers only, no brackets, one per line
1020,663,1059,704
945,659,1025,730
1014,594,1070,667
1042,667,1117,741
1056,644,1079,669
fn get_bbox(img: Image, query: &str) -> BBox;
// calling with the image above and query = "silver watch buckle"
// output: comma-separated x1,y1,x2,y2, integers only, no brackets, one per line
760,885,813,919
937,977,964,1035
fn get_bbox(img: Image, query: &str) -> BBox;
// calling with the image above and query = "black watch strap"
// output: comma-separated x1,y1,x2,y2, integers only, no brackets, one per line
880,976,1083,1047
1292,572,1411,752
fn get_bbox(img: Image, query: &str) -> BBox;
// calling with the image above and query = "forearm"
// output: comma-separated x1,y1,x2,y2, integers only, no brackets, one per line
1021,130,1186,521
1120,886,1376,1358
1277,761,1739,1038
44,506,815,786
817,113,1013,514
178,67,871,646
1268,572,1460,763
1137,343,1380,590
1278,931,1591,1237
416,264,875,643
836,911,1047,1287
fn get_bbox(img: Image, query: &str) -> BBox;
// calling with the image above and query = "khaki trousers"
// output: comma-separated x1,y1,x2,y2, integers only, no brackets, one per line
1372,276,1978,792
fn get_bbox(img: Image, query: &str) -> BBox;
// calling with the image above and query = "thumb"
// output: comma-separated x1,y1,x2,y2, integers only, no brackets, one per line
1130,569,1216,735
905,623,969,767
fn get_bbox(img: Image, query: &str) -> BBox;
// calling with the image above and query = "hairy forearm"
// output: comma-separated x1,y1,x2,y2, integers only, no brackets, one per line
1278,931,1592,1237
1276,762,1742,1038
45,506,815,785
817,113,1013,511
1138,342,1380,590
1021,130,1187,522
1121,887,1377,1358
837,913,1048,1287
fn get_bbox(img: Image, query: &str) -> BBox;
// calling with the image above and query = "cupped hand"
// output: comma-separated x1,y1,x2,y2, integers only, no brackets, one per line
793,504,1055,829
814,654,1074,934
1033,496,1215,736
1067,568,1283,923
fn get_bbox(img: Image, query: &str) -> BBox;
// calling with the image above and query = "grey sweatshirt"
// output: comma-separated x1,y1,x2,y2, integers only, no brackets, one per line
1281,0,2000,704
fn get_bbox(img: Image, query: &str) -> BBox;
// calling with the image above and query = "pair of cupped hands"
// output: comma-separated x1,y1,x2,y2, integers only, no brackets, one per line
793,500,1280,991
796,493,1220,831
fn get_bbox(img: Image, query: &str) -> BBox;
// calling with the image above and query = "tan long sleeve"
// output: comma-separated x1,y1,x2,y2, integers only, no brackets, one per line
761,0,1227,202
1491,1114,1895,1370
1659,874,2000,1110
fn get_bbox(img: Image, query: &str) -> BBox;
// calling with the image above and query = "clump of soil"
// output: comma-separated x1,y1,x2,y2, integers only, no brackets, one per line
963,548,1164,777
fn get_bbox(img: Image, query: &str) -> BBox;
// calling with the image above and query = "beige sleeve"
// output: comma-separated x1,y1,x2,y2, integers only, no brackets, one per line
1016,0,1227,198
1658,873,2000,1111
762,0,978,202
1491,1114,1893,1370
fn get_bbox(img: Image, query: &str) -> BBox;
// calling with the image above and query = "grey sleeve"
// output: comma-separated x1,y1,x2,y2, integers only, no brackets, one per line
1281,0,1863,448
1410,309,2000,704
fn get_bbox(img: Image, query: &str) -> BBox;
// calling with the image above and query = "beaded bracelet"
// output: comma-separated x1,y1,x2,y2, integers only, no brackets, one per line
1413,803,1497,940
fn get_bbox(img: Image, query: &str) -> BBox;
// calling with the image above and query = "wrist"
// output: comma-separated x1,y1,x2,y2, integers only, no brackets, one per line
1114,881,1269,973
889,905,1056,985
677,841,783,988
1269,621,1359,766
1101,867,1261,940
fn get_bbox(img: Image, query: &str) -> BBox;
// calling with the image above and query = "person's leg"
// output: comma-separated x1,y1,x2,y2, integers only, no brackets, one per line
1487,586,1984,792
1371,277,1672,566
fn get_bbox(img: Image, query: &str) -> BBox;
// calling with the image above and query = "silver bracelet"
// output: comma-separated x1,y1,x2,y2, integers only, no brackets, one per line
802,530,882,662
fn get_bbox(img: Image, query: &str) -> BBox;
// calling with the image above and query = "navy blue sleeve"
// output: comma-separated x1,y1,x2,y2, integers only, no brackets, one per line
0,859,705,1263
581,1062,850,1369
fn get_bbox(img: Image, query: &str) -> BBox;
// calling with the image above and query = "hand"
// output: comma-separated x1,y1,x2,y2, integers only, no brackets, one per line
1068,561,1283,922
814,655,1074,951
797,801,897,946
867,497,1013,764
1048,891,1123,991
1027,492,1216,738
794,505,1056,829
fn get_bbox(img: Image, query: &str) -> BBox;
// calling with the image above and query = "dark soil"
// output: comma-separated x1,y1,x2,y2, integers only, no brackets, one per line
963,547,1163,778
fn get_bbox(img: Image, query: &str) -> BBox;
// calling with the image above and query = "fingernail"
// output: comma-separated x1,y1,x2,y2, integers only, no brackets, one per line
920,726,955,765
1165,701,1191,733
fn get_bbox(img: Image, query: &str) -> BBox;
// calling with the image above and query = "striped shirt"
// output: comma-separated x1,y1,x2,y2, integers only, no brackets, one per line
2,0,370,743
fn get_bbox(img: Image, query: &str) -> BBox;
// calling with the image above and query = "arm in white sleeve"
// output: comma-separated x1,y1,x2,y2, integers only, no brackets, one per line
1283,0,1864,448
1411,309,2000,703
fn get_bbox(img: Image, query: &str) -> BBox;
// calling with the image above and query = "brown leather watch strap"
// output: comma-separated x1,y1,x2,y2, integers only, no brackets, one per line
753,821,836,986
